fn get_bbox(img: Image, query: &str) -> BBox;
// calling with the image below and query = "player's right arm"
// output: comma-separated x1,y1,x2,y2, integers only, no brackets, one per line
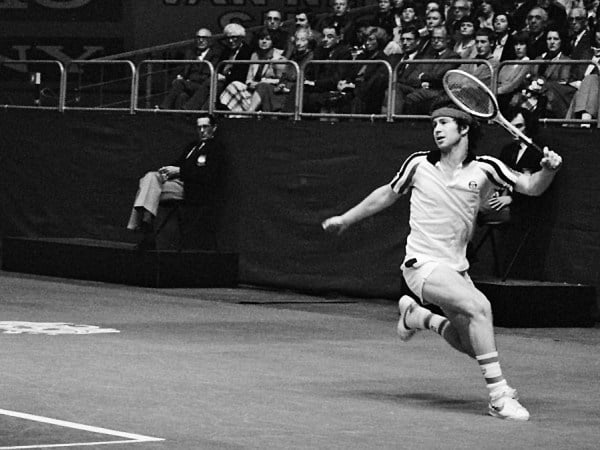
322,184,399,234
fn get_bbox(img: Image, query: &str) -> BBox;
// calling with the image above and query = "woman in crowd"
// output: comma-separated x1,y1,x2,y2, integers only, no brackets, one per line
565,26,600,127
477,0,497,30
246,27,315,113
453,16,478,59
496,31,532,113
219,27,285,112
335,26,391,114
531,26,579,118
492,11,516,61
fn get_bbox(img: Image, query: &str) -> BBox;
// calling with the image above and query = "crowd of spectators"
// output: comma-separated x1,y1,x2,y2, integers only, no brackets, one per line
158,0,600,125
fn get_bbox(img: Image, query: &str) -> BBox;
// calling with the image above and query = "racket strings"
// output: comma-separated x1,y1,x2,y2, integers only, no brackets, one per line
444,73,495,118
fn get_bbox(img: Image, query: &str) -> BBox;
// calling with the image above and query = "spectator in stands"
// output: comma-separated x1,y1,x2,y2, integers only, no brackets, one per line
403,25,461,114
454,16,479,59
335,26,391,114
458,28,500,87
492,12,517,61
159,28,221,110
373,0,397,36
583,0,599,30
302,20,353,113
294,7,313,30
447,0,473,39
565,25,600,126
247,27,315,113
536,0,568,35
127,114,223,250
400,2,426,35
525,6,549,57
260,9,290,52
425,0,442,14
182,23,252,110
568,7,594,80
317,0,357,45
477,0,498,30
497,31,533,113
511,0,537,33
219,27,285,113
391,0,406,44
418,6,446,56
531,26,578,117
390,26,426,114
292,7,322,50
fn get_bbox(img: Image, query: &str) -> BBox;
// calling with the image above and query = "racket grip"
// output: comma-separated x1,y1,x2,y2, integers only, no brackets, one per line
514,129,544,154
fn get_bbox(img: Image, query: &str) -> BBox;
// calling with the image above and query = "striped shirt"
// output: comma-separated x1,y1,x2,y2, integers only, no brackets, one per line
390,151,519,271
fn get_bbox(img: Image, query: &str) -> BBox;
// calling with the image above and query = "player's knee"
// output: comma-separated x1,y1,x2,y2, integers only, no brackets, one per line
461,293,492,322
471,294,492,321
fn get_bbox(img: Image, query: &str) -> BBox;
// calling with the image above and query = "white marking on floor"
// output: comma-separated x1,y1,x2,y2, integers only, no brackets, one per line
0,409,164,449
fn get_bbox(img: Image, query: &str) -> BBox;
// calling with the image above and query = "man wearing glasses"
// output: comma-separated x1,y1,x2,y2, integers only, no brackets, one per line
403,26,461,115
568,7,593,80
159,28,221,109
182,23,252,111
159,28,221,110
259,9,290,53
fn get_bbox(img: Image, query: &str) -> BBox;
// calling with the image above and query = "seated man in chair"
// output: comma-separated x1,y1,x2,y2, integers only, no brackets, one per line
127,114,223,249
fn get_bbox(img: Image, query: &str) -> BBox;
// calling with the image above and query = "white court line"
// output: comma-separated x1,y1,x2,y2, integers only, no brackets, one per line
0,408,164,449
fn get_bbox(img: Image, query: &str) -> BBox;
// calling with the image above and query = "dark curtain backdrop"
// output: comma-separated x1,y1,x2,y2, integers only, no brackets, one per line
1,109,598,301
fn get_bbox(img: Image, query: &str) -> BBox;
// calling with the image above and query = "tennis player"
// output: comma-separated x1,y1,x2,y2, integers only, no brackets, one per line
322,98,562,421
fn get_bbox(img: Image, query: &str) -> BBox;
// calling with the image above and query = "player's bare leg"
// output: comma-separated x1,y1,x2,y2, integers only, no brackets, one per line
397,295,474,357
401,265,529,420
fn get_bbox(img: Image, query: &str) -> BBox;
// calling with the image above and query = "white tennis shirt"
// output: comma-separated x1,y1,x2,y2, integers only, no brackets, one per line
390,150,519,271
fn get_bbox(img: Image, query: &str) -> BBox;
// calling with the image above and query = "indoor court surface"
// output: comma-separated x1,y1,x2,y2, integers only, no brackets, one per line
1,270,599,450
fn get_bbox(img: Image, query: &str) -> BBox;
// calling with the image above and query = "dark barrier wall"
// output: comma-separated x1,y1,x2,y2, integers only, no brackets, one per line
1,110,598,301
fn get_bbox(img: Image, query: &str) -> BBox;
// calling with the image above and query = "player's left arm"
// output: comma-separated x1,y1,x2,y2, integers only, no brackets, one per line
513,148,563,196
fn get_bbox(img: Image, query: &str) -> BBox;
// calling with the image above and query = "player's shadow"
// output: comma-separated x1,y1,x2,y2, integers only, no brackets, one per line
356,390,484,416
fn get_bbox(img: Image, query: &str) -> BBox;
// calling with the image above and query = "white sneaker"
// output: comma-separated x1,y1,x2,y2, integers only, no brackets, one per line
397,295,418,341
488,389,530,421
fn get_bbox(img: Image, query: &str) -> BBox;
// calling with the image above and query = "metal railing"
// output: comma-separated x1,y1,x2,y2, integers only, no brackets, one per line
389,58,494,120
0,60,66,111
2,56,599,128
135,59,215,112
299,59,394,121
212,59,301,120
64,60,137,113
496,59,600,127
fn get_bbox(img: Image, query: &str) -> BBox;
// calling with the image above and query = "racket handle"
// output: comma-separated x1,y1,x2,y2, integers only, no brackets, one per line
497,116,545,154
517,133,544,154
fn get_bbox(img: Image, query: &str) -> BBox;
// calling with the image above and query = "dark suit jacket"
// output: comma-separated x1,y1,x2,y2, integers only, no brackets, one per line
511,0,537,33
527,32,548,59
174,138,224,206
395,52,424,88
180,46,222,84
316,13,357,45
497,33,517,61
418,48,461,89
499,141,542,173
569,30,593,80
307,43,353,92
218,42,253,85
534,53,572,82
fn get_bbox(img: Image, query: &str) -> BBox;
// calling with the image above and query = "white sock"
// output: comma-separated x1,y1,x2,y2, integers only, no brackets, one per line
476,352,508,397
406,306,450,336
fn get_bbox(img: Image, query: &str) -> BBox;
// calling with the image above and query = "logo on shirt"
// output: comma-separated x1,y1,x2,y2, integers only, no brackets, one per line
468,181,478,190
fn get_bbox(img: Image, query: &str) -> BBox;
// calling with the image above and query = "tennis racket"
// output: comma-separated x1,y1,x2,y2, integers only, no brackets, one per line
442,69,544,153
